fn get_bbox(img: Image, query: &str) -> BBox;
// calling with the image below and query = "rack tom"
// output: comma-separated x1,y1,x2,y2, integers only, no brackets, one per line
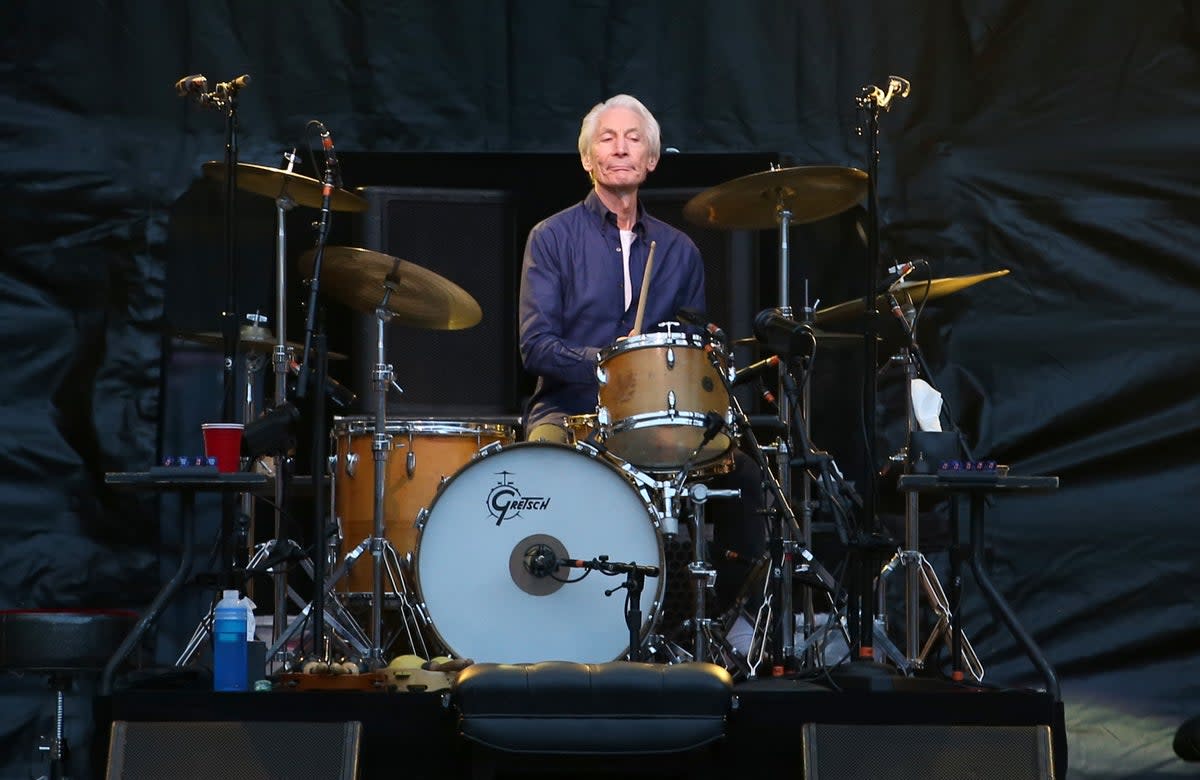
597,331,732,470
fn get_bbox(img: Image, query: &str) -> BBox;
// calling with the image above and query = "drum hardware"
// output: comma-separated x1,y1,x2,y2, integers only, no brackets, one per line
197,135,370,664
867,281,987,680
292,243,483,667
695,338,840,675
684,482,741,664
685,162,867,672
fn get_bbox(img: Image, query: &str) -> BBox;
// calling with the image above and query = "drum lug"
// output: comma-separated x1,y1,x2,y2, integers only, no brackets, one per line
597,407,610,426
666,347,675,370
344,451,358,478
478,440,504,458
415,507,428,532
667,390,677,418
407,450,416,479
596,364,608,385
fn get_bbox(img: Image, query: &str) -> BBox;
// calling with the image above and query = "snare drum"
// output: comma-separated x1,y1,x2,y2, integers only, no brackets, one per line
414,442,666,664
330,417,517,594
597,331,732,470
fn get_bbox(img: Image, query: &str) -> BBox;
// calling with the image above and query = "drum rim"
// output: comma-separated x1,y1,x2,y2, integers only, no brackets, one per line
331,415,519,438
411,440,668,662
597,331,714,360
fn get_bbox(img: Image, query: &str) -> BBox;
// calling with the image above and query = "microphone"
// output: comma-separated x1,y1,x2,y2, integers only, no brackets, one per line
876,261,916,295
315,121,342,187
753,309,814,359
731,355,780,387
287,359,357,408
523,544,559,578
886,292,917,332
214,74,251,97
676,307,728,346
174,74,208,96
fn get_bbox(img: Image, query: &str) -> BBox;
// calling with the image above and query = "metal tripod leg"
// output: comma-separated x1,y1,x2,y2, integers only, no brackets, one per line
176,537,281,666
876,547,984,680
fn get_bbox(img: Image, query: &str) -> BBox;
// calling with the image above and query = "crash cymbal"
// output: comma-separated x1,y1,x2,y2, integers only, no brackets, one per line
683,165,868,231
297,247,482,330
177,326,348,360
202,161,368,212
813,270,1011,325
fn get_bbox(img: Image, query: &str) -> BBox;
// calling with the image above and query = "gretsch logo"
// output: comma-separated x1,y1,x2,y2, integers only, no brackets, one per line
487,470,550,525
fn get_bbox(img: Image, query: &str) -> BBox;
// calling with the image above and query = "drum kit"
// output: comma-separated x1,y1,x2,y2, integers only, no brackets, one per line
186,111,1009,681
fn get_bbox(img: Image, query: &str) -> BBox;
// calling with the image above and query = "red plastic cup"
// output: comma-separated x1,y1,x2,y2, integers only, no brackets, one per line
201,423,244,473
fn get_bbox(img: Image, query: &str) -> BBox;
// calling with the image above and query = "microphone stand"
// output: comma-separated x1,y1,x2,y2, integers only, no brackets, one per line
211,80,244,592
847,76,910,663
558,557,660,662
294,164,337,662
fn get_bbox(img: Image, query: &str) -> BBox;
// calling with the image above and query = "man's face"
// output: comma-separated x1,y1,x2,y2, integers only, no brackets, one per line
582,106,658,191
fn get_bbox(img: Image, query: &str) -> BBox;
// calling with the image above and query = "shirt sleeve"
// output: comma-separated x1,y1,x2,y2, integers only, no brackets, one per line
518,223,603,384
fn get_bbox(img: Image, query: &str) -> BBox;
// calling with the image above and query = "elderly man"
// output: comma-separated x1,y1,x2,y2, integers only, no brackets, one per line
517,94,766,640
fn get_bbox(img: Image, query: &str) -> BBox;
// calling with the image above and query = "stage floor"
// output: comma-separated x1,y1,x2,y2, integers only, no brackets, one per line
97,675,1065,778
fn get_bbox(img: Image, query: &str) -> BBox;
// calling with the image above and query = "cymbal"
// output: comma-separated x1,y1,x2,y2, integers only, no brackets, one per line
202,161,368,212
177,326,348,360
683,165,868,230
733,329,866,348
814,270,1011,325
297,247,482,330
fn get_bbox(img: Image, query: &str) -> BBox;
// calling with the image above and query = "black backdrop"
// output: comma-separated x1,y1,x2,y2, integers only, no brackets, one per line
2,2,1199,778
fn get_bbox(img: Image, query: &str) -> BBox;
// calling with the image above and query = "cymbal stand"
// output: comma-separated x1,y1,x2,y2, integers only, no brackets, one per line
269,148,300,648
684,482,740,663
769,193,798,672
700,345,837,675
323,282,430,667
372,285,416,667
874,294,982,680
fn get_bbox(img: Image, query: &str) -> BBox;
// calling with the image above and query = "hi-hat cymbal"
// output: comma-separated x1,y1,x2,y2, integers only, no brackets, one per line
202,161,368,212
297,247,482,330
683,165,869,231
814,270,1011,325
176,326,348,360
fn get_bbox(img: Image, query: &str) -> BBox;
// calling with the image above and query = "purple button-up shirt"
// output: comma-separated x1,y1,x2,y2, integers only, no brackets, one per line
518,189,706,433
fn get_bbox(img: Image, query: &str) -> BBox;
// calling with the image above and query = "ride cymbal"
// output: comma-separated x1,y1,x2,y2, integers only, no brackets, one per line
297,246,482,330
202,161,368,212
683,165,868,231
813,269,1011,325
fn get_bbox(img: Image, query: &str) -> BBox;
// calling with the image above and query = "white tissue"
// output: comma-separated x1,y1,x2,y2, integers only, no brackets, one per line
911,378,943,432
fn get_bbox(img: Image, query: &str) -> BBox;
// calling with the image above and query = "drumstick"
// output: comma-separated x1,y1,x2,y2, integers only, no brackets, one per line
631,240,657,336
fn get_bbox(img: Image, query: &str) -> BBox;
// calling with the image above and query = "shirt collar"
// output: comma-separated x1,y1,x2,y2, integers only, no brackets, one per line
584,189,647,237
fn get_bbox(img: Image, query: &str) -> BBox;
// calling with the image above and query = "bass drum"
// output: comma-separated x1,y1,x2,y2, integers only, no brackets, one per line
414,442,665,664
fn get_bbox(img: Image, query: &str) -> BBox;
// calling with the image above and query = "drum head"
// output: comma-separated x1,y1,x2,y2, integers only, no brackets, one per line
414,442,664,664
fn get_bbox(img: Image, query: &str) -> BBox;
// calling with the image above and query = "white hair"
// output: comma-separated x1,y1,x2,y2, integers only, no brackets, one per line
577,94,662,162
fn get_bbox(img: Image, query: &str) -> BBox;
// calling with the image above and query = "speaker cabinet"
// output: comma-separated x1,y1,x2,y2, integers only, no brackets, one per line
802,723,1055,779
636,188,759,344
106,720,362,779
353,187,520,416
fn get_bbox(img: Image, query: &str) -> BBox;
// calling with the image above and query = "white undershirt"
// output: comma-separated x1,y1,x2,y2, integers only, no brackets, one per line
620,229,636,310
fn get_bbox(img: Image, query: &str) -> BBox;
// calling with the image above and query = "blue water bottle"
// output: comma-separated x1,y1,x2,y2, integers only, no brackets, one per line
213,589,248,691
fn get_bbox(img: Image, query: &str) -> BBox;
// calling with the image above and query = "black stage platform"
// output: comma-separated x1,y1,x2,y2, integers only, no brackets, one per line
96,677,1065,779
